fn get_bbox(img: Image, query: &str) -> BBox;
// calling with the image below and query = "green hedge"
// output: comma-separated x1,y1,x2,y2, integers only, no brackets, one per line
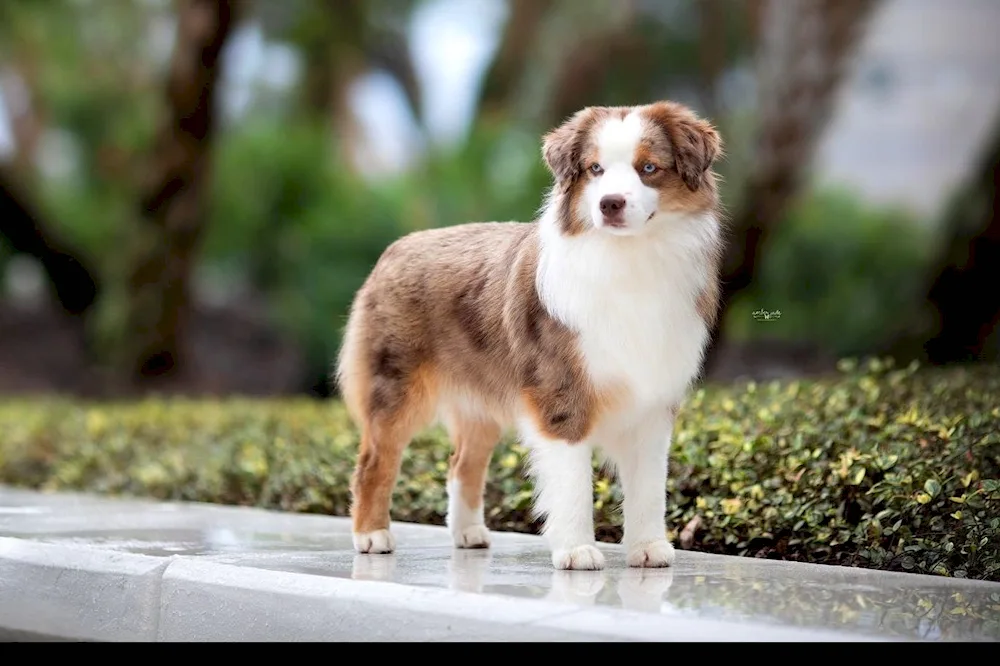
1,360,998,581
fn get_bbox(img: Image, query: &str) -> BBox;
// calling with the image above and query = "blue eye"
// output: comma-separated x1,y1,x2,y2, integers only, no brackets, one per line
590,163,603,175
642,163,656,174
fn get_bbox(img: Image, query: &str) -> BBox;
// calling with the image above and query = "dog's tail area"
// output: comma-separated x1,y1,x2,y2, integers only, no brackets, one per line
335,290,371,425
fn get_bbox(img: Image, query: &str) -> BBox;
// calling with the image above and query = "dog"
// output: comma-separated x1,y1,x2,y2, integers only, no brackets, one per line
336,100,723,570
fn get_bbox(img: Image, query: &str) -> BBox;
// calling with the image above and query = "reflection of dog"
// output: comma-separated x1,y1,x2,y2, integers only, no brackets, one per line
546,571,607,606
448,549,492,594
616,568,674,613
339,101,724,570
350,549,494,594
351,553,396,582
544,568,675,613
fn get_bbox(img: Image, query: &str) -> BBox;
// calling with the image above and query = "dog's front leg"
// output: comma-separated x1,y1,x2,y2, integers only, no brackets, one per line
525,435,604,571
611,410,677,568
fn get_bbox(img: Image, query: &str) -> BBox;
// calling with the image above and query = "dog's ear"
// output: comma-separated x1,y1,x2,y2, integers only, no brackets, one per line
541,109,591,184
646,102,722,192
673,120,721,192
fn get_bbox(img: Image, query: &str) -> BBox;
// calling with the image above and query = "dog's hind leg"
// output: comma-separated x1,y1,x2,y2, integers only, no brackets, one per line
350,363,438,554
443,412,500,548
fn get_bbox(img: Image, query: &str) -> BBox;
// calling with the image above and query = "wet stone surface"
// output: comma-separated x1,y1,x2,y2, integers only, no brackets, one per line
2,487,999,641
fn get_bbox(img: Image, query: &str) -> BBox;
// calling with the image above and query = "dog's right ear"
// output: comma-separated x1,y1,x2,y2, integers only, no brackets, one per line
542,110,590,184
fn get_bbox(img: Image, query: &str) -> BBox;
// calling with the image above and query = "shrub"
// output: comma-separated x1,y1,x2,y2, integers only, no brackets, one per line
1,360,998,581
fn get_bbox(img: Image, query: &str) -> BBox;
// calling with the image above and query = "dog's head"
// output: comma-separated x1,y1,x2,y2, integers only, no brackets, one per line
542,101,722,236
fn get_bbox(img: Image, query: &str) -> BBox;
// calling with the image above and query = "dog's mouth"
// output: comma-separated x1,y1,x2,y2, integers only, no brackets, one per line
601,212,655,227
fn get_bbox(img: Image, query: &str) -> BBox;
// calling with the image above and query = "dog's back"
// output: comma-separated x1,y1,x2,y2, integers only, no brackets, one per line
336,221,535,428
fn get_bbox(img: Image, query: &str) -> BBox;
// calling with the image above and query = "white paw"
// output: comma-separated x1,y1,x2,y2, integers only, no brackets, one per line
552,544,605,570
353,529,395,554
627,539,675,568
453,524,491,549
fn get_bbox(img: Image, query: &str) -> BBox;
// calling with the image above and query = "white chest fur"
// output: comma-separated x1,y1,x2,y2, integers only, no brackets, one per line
537,212,718,410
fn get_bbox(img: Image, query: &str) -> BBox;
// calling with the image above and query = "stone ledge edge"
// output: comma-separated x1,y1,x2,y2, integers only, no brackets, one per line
0,536,881,642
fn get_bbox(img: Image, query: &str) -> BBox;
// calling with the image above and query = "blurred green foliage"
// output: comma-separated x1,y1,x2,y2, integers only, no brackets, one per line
0,0,940,374
202,119,400,369
19,104,932,376
3,361,998,581
199,118,551,371
0,0,922,367
725,189,935,356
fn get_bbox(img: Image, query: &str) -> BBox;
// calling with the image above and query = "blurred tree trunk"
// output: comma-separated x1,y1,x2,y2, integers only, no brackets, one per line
922,120,1000,364
697,0,726,118
126,0,242,382
0,64,45,179
363,0,423,126
745,0,766,41
543,1,640,128
300,0,365,119
367,37,422,123
0,167,99,315
703,0,879,374
478,0,554,122
298,1,421,158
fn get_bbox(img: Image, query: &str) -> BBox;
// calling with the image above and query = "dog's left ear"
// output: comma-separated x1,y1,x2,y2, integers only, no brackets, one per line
647,102,722,192
541,109,591,184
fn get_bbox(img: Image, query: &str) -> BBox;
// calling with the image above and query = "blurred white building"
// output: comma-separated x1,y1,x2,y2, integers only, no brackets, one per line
814,0,1000,221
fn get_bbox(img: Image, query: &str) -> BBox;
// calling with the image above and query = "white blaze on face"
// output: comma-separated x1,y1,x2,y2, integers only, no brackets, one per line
584,112,661,234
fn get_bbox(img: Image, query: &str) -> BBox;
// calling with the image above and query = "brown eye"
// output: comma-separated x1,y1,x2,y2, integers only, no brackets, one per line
642,163,657,174
590,163,604,175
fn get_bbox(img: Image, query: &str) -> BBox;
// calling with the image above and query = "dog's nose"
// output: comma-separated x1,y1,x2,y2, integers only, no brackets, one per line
600,194,626,216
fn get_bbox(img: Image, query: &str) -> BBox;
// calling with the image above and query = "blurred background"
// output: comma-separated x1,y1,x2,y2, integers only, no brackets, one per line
0,0,997,399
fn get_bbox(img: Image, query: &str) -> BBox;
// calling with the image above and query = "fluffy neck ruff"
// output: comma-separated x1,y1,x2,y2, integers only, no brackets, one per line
534,193,721,312
533,193,721,407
